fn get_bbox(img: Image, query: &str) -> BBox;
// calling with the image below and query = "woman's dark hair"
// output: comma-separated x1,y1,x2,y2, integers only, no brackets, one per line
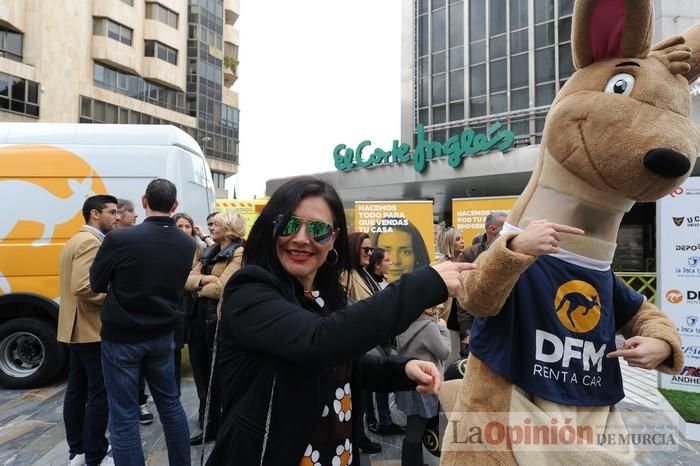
369,218,431,271
173,213,196,237
366,247,387,276
347,231,370,270
243,176,350,307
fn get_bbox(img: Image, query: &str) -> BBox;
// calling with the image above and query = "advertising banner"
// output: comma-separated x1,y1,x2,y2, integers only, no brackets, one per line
216,198,268,238
354,200,434,283
452,196,518,245
657,177,700,393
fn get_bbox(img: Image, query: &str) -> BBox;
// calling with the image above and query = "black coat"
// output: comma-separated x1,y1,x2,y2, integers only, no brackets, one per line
90,216,196,343
207,264,448,466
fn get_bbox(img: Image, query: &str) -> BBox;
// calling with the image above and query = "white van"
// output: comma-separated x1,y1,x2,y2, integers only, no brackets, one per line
0,123,216,388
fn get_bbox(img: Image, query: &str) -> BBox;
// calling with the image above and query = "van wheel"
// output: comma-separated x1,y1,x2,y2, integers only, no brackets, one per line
0,318,66,389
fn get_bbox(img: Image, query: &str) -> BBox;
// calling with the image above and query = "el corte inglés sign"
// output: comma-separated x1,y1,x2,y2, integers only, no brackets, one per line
333,122,515,173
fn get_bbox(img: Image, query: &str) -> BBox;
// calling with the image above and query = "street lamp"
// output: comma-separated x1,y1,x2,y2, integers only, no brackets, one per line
200,136,212,154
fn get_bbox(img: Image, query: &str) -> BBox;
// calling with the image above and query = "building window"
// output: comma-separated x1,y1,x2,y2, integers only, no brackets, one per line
146,2,179,29
93,62,186,114
93,17,133,46
0,29,23,62
145,40,178,65
120,0,134,5
0,72,39,117
211,171,226,189
79,96,195,137
221,103,239,128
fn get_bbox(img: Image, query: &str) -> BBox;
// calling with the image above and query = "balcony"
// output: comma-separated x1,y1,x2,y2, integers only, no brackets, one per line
92,36,140,75
0,0,26,34
224,23,239,47
92,0,134,30
223,56,238,87
142,57,184,92
224,0,240,25
222,87,238,108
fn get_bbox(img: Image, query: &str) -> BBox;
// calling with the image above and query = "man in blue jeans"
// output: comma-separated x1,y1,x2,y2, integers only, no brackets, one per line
91,179,196,465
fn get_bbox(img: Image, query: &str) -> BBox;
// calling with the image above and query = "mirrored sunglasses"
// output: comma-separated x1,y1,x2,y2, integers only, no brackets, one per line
274,214,336,244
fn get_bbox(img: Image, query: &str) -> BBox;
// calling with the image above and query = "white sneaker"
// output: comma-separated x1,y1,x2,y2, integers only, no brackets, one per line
99,456,115,466
68,453,85,466
139,403,154,425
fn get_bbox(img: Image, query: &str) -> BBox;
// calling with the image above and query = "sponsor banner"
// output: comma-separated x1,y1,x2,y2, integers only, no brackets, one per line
657,176,700,393
354,200,434,283
452,196,518,245
215,198,268,238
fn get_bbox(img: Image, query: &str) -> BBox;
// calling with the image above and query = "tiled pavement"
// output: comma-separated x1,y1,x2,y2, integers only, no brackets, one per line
0,360,698,465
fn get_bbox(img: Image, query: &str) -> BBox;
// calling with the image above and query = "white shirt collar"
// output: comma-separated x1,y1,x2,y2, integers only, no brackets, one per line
83,224,105,241
502,222,611,272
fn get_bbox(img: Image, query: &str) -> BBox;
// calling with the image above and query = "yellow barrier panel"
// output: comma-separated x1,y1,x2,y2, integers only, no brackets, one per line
615,273,657,304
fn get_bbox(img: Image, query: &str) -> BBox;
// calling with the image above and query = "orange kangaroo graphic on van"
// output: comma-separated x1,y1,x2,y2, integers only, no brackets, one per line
554,293,599,330
0,145,107,299
0,176,95,246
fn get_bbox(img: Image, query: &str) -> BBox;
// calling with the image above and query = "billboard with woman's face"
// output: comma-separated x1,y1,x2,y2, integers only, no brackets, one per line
354,201,434,283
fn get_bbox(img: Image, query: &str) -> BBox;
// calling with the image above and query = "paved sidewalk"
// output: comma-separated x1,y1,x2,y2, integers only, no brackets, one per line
617,359,700,465
0,358,697,465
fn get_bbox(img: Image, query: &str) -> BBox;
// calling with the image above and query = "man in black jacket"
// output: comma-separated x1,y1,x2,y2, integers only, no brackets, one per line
90,179,195,466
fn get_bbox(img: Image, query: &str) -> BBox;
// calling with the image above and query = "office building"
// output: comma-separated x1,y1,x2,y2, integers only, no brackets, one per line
0,0,240,197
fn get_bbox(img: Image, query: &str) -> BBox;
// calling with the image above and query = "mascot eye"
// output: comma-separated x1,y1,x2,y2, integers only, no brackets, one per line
604,73,635,96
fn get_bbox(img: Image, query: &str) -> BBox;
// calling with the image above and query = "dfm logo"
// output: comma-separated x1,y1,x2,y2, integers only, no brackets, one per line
666,289,683,304
553,280,601,333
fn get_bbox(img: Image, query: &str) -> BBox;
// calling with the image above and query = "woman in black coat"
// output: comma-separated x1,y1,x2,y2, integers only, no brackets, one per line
207,177,473,466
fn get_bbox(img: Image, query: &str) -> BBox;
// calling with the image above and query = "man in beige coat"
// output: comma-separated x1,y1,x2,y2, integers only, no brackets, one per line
58,194,118,466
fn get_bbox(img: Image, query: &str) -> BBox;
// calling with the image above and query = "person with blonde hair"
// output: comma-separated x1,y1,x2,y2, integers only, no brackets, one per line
186,210,246,445
436,226,464,262
433,226,467,365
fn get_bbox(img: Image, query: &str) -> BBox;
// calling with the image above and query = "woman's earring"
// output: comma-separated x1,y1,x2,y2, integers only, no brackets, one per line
325,248,339,265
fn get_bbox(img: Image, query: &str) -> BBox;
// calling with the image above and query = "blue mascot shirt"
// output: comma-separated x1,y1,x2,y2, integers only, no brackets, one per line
469,253,643,406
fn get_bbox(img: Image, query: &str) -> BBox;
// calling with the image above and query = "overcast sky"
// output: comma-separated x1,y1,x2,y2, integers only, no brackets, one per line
227,0,402,199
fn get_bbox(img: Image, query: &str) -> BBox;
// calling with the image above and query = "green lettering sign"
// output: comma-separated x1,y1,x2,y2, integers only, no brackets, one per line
333,122,515,173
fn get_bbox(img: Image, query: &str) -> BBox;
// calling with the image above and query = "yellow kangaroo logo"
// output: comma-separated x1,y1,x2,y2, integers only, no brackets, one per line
553,280,602,333
0,145,107,299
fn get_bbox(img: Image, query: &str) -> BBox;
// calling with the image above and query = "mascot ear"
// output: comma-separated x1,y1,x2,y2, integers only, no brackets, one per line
572,0,653,69
681,24,700,84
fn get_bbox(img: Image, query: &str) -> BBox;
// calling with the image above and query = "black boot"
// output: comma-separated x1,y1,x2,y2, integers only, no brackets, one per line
400,439,424,466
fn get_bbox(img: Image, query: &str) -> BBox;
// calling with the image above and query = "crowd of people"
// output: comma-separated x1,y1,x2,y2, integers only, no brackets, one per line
57,176,517,466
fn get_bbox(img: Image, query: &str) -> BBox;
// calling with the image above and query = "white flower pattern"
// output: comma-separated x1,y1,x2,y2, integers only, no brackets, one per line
332,383,352,422
300,444,322,466
332,439,353,466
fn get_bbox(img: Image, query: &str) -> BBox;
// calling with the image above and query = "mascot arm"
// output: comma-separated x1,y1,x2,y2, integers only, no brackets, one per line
619,298,684,374
457,231,536,317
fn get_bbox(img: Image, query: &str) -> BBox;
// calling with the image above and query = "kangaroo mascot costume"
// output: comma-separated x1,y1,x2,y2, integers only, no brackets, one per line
440,0,699,464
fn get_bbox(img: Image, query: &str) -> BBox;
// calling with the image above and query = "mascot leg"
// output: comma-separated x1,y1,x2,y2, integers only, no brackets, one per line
440,356,518,466
509,394,635,465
